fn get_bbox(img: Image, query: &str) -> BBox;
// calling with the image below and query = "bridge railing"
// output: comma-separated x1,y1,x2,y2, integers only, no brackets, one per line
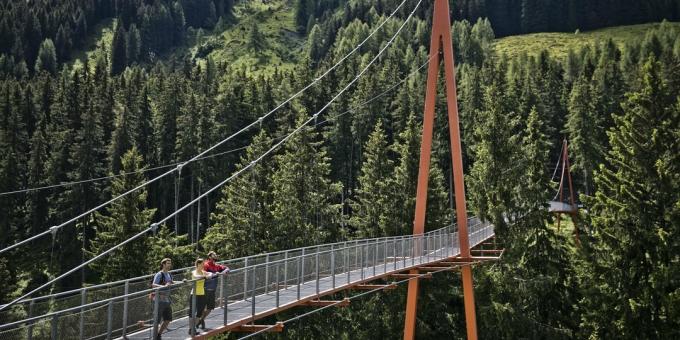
0,218,492,339
0,220,458,324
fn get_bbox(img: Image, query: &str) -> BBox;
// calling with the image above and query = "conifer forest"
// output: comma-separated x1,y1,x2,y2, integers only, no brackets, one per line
0,0,679,338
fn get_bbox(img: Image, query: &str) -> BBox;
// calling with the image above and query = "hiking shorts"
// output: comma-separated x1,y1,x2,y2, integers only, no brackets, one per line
156,302,172,322
187,295,206,317
205,290,216,310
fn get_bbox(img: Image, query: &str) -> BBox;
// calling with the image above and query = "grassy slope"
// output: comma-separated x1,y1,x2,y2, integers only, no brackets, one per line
66,17,115,71
67,0,304,76
196,0,304,75
493,21,680,60
71,11,677,76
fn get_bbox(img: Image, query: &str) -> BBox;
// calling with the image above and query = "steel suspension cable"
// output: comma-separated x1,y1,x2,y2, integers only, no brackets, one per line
154,0,424,229
0,55,431,199
0,0,411,256
0,0,423,311
0,226,155,312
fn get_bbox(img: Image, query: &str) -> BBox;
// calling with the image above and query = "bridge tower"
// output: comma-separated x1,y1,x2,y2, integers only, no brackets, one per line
552,139,580,243
404,0,478,339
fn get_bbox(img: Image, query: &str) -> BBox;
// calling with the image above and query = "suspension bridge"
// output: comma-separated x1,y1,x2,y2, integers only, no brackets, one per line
0,0,512,339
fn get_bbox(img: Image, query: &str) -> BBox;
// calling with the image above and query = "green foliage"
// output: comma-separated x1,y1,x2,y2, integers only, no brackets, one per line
146,225,195,273
110,22,127,75
0,1,679,337
566,76,602,195
494,22,680,61
580,56,680,338
350,121,394,238
468,75,521,240
270,112,342,249
204,131,274,258
88,147,156,281
35,39,58,75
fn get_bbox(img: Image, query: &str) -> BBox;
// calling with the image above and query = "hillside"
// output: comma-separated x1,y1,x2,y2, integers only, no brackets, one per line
493,21,680,59
190,0,305,74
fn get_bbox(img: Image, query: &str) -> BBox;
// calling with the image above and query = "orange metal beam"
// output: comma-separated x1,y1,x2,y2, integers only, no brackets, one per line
404,0,478,339
470,249,504,254
418,267,460,272
563,140,580,245
393,273,432,279
304,298,350,307
231,322,284,333
354,284,398,290
555,139,580,245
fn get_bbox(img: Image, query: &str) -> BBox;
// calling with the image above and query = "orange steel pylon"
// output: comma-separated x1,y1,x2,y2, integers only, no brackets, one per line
555,139,580,244
403,0,477,339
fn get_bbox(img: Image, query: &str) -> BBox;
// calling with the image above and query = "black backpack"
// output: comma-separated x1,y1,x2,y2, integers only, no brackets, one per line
149,271,166,300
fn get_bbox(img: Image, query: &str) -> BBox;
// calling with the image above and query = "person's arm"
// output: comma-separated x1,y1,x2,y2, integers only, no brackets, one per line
209,261,229,273
151,272,165,288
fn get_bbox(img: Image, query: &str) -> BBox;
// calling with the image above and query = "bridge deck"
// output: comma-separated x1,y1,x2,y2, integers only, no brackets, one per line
549,200,576,213
125,228,493,340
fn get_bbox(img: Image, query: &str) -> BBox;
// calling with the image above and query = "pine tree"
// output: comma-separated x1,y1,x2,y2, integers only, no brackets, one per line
0,83,29,249
204,131,274,257
135,85,155,165
110,21,127,75
270,113,342,249
26,110,49,239
581,57,680,338
88,147,156,281
34,39,57,75
63,79,107,284
247,22,266,52
566,76,601,196
350,121,394,238
109,105,134,174
382,113,450,236
468,79,521,240
146,225,195,273
126,24,141,64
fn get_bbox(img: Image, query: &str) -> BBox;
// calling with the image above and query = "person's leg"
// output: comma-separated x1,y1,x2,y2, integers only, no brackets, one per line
200,309,210,329
158,304,172,334
159,320,170,334
196,296,207,330
201,290,215,328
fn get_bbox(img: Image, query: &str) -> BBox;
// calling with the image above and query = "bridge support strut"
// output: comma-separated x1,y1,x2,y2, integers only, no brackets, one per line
403,0,478,339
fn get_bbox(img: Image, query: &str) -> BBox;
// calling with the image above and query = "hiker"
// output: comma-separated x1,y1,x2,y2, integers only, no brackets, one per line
200,251,230,330
152,258,174,340
188,258,214,335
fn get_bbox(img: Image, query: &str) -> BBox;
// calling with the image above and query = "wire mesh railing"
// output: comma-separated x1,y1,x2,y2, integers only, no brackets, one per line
0,218,493,339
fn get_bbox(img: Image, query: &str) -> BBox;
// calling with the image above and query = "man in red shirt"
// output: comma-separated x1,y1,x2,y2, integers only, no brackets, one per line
200,251,229,330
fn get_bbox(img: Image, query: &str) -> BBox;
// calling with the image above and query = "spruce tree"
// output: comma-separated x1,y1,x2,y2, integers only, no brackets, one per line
205,131,274,257
270,113,342,249
26,111,49,239
468,79,521,240
566,76,601,196
88,147,156,281
109,106,134,174
382,112,450,236
350,121,394,238
126,24,141,64
34,39,57,75
581,57,680,338
110,21,127,75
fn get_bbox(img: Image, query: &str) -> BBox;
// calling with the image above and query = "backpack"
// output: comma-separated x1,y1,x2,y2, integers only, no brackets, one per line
149,271,166,301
